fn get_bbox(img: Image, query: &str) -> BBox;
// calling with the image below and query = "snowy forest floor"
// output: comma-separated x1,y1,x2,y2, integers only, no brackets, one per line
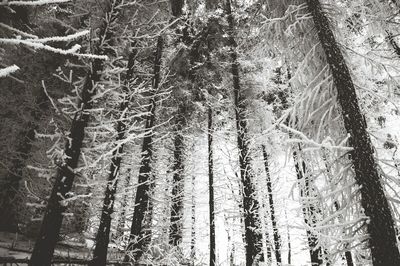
0,232,128,265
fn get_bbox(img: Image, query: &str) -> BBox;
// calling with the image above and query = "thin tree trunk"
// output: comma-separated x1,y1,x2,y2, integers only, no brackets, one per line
322,151,354,266
225,0,263,264
285,209,291,265
124,36,163,262
28,1,120,264
263,207,272,262
292,149,323,266
190,172,196,262
261,145,282,264
115,168,131,239
89,47,137,266
306,1,400,265
208,106,216,266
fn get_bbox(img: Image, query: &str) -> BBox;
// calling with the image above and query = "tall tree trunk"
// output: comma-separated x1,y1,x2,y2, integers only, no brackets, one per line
29,66,99,266
28,1,120,264
285,209,292,265
115,168,131,239
190,172,196,262
169,116,185,247
262,207,272,262
225,1,263,264
306,1,400,265
208,106,216,266
261,145,282,264
89,47,137,266
292,149,323,266
124,36,163,262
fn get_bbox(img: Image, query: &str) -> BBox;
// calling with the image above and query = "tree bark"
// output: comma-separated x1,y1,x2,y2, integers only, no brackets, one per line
306,0,400,265
225,1,263,264
169,116,185,247
208,106,216,266
89,47,137,266
28,1,120,264
190,172,196,261
261,145,282,264
115,168,131,239
124,36,163,262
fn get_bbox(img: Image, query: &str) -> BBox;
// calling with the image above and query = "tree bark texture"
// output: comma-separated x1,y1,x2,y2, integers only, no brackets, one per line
306,1,400,265
124,36,163,262
261,145,282,264
89,46,137,266
29,1,121,264
226,1,263,265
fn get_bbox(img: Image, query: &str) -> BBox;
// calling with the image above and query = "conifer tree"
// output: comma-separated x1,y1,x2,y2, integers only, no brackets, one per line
226,0,264,264
28,1,119,264
306,0,400,264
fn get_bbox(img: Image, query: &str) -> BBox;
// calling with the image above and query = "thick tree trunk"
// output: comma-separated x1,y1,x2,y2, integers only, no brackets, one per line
225,1,263,265
29,73,98,266
169,117,185,247
124,36,163,262
261,145,282,264
208,107,216,266
28,1,120,264
89,48,137,266
306,1,400,265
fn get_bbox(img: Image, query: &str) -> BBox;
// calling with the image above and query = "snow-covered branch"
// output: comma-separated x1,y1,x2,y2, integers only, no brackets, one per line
0,64,20,78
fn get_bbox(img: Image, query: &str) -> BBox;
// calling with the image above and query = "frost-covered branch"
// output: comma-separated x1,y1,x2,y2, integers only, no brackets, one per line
0,0,70,6
0,64,20,78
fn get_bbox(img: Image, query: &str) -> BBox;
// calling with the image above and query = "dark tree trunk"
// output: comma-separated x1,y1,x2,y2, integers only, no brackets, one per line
225,1,263,265
190,173,196,261
0,89,48,232
29,72,98,266
293,149,323,266
169,117,185,247
208,106,216,266
29,1,120,264
261,145,282,264
89,48,137,266
306,1,400,265
115,168,131,239
285,210,292,265
124,36,163,262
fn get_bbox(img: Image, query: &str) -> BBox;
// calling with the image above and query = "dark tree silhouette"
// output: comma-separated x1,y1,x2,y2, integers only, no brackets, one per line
226,0,263,264
306,0,400,265
261,145,282,263
89,47,137,266
28,1,120,264
124,36,163,262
